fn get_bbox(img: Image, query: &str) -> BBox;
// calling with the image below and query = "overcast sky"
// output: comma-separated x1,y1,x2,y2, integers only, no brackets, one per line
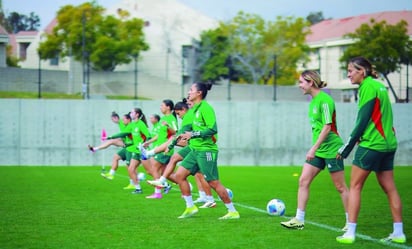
2,0,412,29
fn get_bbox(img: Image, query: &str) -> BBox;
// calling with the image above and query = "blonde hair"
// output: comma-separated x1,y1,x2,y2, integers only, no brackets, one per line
301,70,327,88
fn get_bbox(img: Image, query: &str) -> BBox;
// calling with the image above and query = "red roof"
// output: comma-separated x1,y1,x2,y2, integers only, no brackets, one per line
307,10,412,43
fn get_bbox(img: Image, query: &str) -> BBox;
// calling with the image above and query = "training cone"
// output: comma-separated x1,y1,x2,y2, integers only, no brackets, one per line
101,128,107,141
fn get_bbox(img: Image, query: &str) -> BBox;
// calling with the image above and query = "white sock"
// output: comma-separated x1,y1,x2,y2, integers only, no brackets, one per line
183,195,193,207
198,191,206,199
225,202,236,212
345,212,349,223
134,183,141,189
345,223,357,237
93,147,99,151
296,209,305,222
129,179,133,184
155,187,162,194
109,169,115,175
393,222,404,236
206,195,214,202
159,176,167,183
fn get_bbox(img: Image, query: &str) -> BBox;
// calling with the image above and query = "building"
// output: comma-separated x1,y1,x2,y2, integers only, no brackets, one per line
0,24,8,67
304,10,412,102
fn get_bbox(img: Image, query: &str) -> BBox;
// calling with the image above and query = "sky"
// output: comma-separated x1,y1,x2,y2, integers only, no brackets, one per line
2,0,412,29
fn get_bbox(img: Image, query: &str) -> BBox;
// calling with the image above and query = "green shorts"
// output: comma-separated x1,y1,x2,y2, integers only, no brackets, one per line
306,156,344,173
177,146,191,158
353,146,396,172
117,148,127,161
180,150,219,181
154,153,171,165
125,151,142,165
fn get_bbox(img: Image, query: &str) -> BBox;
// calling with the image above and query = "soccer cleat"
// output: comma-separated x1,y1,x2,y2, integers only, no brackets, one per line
147,179,167,188
380,233,406,244
193,197,207,204
163,184,172,194
280,218,304,230
88,145,95,152
123,184,136,190
101,172,114,180
199,201,217,208
336,234,355,244
341,224,348,232
145,193,162,199
218,211,240,220
178,205,198,219
131,189,143,194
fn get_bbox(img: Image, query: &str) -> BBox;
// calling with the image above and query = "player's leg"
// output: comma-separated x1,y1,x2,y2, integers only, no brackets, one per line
89,138,124,152
127,156,142,194
281,162,321,229
328,158,349,231
197,173,216,208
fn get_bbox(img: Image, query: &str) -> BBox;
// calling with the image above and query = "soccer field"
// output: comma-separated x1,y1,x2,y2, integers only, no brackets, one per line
0,166,411,249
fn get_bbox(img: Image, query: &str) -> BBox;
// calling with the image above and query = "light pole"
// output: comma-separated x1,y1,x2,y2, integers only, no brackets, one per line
273,54,277,101
134,53,139,99
37,35,45,99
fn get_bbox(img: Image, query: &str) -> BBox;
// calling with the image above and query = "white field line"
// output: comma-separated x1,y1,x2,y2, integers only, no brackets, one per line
103,172,411,249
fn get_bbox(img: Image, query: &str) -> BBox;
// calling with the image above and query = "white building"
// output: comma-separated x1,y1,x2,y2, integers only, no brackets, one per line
304,10,412,102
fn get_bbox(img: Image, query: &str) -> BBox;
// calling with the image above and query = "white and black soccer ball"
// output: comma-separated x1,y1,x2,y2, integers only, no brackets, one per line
266,199,286,216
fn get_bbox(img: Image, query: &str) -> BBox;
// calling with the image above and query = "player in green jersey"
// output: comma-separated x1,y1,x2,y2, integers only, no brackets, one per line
100,113,133,180
336,57,405,245
171,82,239,219
281,70,349,231
143,100,178,199
146,99,216,207
107,108,151,194
88,112,127,152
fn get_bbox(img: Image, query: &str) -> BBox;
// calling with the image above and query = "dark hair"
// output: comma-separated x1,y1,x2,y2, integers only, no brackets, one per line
123,113,132,121
163,99,176,118
174,98,189,111
152,114,160,122
193,82,213,99
133,107,147,126
111,111,119,119
348,56,379,79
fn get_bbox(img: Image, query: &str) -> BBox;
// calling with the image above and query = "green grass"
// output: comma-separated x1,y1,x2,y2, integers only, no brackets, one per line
0,166,411,249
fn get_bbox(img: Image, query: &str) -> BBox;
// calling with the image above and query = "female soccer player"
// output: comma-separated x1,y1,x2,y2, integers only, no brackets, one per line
147,99,216,207
281,70,349,230
144,99,178,199
100,113,133,180
336,57,405,244
171,82,239,219
88,112,126,152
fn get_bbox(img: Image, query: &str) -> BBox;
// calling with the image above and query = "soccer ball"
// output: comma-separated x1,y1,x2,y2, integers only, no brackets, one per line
266,199,286,216
138,172,146,181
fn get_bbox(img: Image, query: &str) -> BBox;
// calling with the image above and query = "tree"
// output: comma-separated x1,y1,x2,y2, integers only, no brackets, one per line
340,19,412,102
198,11,311,85
306,11,325,25
5,11,40,33
38,2,149,71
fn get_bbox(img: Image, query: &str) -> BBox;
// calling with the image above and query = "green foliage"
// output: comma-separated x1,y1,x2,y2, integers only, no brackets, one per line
5,45,20,67
340,19,412,102
340,19,412,75
0,166,411,248
3,11,40,33
38,2,149,72
306,11,326,25
198,12,311,85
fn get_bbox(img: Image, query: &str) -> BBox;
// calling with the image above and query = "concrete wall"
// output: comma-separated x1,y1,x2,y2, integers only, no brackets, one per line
0,99,411,166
